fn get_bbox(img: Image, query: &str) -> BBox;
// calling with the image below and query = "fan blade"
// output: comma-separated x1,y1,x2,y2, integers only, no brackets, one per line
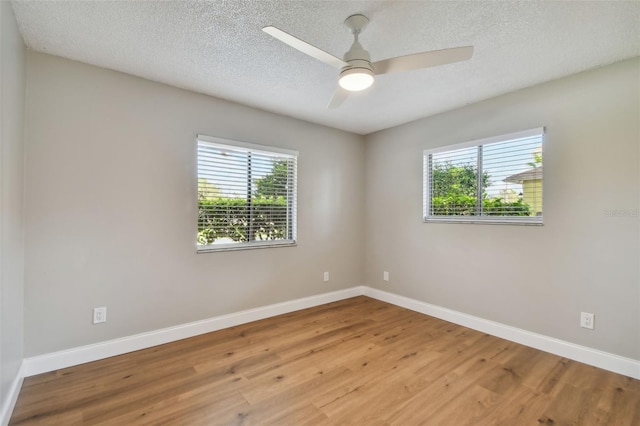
263,26,348,69
373,46,474,75
327,87,350,108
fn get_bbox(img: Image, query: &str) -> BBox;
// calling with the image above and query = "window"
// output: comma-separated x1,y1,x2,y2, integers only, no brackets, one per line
423,128,544,224
197,135,297,251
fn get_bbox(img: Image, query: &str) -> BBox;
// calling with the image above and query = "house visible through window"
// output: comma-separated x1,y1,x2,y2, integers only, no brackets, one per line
423,128,544,224
197,135,297,251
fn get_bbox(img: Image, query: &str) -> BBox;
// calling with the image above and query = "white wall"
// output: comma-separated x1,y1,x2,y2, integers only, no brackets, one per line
24,52,365,357
365,59,640,360
0,0,26,417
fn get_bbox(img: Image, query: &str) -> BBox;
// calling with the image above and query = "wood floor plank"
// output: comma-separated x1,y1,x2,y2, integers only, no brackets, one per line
232,367,353,425
92,388,250,426
538,382,602,425
10,296,640,425
472,386,553,426
597,384,640,425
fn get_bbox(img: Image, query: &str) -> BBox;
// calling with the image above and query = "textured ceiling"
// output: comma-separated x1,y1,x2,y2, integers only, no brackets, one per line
11,1,640,135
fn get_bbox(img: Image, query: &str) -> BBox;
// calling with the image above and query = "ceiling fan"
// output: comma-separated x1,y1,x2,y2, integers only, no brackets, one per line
263,14,474,108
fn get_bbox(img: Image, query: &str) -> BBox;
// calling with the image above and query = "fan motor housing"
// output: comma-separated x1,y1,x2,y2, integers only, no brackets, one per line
341,59,374,75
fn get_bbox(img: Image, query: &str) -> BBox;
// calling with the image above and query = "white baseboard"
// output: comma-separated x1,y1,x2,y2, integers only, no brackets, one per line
21,285,640,381
363,287,640,380
23,286,365,377
1,361,24,426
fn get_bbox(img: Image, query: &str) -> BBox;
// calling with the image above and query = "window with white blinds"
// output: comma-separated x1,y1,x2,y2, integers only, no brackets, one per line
197,135,297,251
423,128,544,224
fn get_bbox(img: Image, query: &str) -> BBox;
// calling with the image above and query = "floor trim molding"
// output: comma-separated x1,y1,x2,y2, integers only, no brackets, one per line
1,361,24,426
362,286,640,380
22,286,365,377
21,285,639,380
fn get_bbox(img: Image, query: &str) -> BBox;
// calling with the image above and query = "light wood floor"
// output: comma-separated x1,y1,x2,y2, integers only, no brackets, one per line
10,296,640,425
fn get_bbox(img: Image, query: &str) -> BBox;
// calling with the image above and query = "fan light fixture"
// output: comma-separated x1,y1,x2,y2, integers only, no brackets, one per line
339,68,374,91
262,13,474,108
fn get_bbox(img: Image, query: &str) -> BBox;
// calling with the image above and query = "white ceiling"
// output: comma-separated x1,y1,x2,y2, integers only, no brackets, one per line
11,1,640,135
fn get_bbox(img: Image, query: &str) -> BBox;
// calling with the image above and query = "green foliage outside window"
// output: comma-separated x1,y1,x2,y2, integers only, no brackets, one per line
254,161,290,198
197,197,288,244
197,160,291,245
431,195,530,216
432,163,489,198
430,162,530,216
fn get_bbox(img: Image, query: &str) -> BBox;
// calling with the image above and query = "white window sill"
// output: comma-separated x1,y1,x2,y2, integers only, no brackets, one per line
424,216,543,226
197,240,297,253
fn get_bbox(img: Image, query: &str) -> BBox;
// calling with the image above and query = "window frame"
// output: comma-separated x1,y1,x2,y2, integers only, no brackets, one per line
423,128,544,225
196,134,298,252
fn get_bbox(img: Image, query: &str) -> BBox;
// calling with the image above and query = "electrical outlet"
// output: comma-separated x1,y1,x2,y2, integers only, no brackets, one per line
93,307,107,324
383,271,389,282
323,271,329,282
580,312,594,330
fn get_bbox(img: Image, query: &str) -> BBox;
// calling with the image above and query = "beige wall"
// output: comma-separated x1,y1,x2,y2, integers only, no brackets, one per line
24,52,365,357
0,0,26,411
365,59,640,360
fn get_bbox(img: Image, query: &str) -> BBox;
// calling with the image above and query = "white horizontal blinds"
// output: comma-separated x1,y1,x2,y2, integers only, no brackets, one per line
197,139,297,248
482,134,543,217
424,128,544,222
428,146,479,216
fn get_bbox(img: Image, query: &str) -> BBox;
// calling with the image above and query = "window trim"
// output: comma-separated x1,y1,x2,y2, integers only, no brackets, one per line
197,134,298,158
196,134,298,253
423,128,544,225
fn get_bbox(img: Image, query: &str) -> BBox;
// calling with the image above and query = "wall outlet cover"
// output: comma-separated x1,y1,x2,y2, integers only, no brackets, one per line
580,312,594,330
93,307,107,324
